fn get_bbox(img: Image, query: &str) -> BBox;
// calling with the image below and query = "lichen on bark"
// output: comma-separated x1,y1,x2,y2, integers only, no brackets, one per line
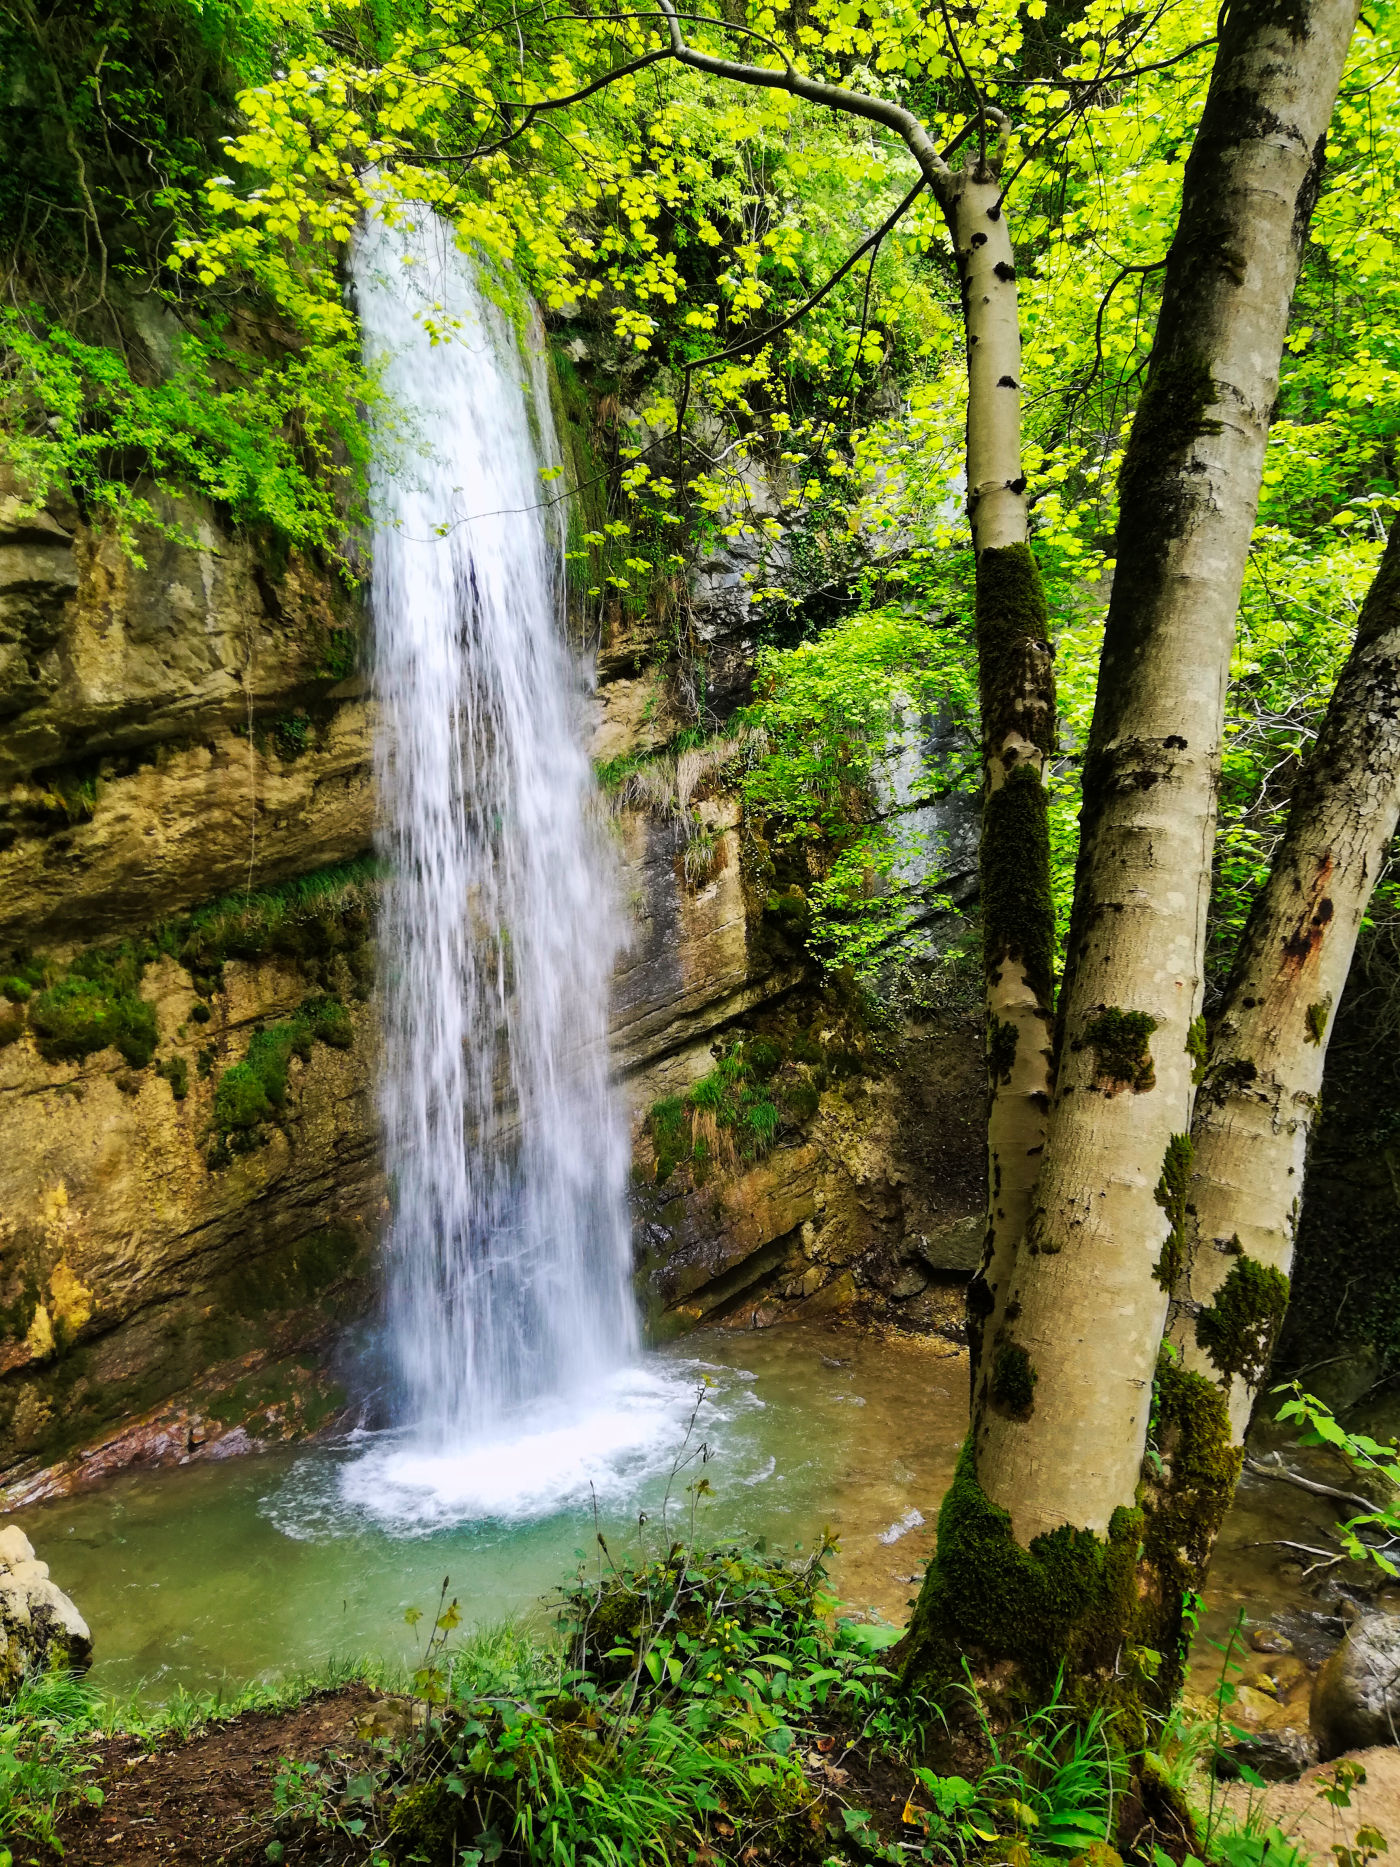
975,541,1053,759
987,1016,1018,1083
991,1341,1037,1415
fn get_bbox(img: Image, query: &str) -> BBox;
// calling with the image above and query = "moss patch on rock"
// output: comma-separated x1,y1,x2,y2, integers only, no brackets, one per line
209,995,355,1164
643,1017,859,1186
28,976,158,1069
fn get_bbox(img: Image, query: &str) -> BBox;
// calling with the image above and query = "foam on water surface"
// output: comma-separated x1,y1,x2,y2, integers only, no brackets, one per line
335,1362,741,1530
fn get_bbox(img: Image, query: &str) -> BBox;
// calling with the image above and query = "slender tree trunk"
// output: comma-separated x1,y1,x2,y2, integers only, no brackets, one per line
1159,513,1400,1498
903,0,1360,1705
930,159,1057,1396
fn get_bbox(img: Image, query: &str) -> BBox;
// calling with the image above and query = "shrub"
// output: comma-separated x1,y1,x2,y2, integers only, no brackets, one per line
213,1061,273,1133
29,978,158,1069
209,996,354,1155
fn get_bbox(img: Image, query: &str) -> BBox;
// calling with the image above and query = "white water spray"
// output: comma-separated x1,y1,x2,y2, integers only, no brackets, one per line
354,200,638,1466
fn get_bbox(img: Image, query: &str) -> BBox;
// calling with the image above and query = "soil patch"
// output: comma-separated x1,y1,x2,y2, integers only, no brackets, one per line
42,1684,380,1866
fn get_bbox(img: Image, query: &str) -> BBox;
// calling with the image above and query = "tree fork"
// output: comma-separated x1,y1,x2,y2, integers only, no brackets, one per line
903,0,1361,1704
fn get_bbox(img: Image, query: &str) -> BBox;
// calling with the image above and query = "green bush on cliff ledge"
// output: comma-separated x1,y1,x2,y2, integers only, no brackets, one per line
28,978,158,1070
209,995,354,1159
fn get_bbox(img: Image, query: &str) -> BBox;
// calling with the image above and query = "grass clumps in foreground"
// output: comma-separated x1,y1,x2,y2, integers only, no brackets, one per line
0,1561,1372,1867
0,1670,106,1849
267,1536,885,1865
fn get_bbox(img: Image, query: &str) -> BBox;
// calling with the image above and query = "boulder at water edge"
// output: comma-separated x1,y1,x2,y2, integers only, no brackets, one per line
1311,1613,1400,1759
0,1522,92,1698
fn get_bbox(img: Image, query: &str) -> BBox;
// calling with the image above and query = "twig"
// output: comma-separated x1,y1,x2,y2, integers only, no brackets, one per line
1244,1454,1374,1517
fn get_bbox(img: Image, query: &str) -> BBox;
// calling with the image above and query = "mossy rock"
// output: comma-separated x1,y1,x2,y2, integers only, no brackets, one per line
29,977,158,1069
213,1061,272,1133
388,1779,466,1863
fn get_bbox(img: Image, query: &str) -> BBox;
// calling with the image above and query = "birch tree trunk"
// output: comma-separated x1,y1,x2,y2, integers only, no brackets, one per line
903,0,1360,1704
664,0,1064,1391
929,159,1057,1397
1166,512,1400,1454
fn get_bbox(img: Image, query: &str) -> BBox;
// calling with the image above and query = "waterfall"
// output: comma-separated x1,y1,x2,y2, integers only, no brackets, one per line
353,200,638,1460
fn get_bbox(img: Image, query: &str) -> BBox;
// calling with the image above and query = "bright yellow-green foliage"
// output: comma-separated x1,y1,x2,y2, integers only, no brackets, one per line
3,0,1396,993
0,0,376,563
741,596,974,975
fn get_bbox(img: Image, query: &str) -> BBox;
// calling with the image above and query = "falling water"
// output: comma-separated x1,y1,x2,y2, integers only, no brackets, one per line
353,199,638,1471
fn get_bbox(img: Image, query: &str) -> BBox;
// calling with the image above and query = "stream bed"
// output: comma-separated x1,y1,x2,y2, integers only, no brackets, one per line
13,1323,1364,1705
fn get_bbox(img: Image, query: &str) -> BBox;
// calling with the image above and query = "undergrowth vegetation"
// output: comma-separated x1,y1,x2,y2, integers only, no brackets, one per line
0,1529,1367,1867
0,1656,377,1854
646,1022,867,1183
0,857,377,1083
208,991,355,1164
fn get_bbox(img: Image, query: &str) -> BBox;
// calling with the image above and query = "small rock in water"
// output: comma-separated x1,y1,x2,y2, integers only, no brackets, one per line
877,1508,925,1546
1232,1684,1283,1727
1249,1625,1295,1655
0,1523,92,1700
888,1267,928,1300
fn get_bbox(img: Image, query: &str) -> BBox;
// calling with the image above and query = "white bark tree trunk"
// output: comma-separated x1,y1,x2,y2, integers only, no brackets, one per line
970,0,1360,1553
1172,514,1400,1445
932,162,1057,1397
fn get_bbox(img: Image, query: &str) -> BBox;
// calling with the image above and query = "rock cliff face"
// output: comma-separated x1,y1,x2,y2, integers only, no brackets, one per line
0,456,985,1500
0,476,382,1498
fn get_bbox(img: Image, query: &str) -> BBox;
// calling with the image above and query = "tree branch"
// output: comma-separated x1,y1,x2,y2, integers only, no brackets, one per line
654,0,948,185
1245,1454,1376,1518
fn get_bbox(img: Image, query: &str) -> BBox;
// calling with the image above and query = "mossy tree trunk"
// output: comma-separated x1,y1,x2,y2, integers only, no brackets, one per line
930,158,1058,1401
902,0,1361,1713
1148,514,1400,1570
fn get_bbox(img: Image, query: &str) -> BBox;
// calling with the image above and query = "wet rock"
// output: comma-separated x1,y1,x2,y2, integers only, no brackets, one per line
1311,1612,1400,1758
916,1214,984,1275
1233,1684,1286,1728
1242,1652,1309,1697
888,1266,929,1300
1249,1625,1296,1655
0,1523,91,1697
1219,1727,1319,1783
